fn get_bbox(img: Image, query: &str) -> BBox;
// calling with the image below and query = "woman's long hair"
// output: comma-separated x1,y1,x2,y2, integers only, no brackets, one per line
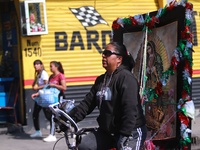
33,59,44,86
108,42,135,71
50,61,64,74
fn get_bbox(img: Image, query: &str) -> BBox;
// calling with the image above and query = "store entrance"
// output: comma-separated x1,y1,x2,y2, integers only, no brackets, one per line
0,1,21,124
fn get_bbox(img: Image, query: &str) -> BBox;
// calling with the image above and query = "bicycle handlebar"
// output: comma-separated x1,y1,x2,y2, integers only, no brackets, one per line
49,102,79,133
49,101,98,149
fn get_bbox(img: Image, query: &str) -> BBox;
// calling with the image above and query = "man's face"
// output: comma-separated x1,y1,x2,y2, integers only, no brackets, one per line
102,44,122,71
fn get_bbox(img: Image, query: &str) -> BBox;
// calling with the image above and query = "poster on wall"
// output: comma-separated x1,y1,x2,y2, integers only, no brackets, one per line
123,22,178,140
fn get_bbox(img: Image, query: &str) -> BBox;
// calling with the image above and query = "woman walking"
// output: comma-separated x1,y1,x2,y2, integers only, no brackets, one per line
30,60,49,138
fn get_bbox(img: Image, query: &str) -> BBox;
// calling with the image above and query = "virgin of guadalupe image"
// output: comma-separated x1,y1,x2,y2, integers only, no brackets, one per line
133,40,166,139
124,22,178,140
144,41,166,137
146,41,163,89
133,40,163,90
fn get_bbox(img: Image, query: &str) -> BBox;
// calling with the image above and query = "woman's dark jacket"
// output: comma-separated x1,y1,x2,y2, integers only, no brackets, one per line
69,65,146,136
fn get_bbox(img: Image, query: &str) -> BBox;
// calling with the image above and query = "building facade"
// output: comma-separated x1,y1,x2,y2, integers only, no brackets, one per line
0,0,199,128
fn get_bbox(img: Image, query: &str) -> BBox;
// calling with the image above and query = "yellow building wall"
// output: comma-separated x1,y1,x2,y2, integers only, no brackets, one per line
190,0,200,78
22,0,159,89
16,0,200,125
20,0,200,88
158,0,166,8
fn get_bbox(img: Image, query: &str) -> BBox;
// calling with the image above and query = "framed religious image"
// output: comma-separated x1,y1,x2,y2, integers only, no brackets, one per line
112,4,193,149
20,0,48,36
123,21,178,140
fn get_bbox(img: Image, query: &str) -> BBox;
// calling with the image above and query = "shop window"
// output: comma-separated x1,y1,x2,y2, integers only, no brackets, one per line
20,0,48,36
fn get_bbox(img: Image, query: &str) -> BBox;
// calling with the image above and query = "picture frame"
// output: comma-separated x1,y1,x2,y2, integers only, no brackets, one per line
20,0,48,36
112,6,186,148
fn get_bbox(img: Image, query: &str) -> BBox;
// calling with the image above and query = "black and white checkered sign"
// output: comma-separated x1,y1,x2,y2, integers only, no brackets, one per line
69,6,108,27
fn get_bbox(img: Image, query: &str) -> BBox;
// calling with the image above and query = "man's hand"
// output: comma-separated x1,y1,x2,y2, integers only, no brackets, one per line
117,135,129,150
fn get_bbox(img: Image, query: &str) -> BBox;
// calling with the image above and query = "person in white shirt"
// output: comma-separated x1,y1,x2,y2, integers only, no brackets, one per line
30,60,49,138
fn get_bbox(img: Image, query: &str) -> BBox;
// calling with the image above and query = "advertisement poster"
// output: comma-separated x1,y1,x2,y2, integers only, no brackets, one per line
123,22,178,140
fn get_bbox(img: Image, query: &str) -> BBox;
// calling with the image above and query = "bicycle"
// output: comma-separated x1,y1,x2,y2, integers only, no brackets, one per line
49,100,113,150
49,100,148,150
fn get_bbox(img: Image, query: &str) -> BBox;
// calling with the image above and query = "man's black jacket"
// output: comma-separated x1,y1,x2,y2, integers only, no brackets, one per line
69,65,146,136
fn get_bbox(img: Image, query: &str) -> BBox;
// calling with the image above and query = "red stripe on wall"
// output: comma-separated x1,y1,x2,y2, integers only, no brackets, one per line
24,76,97,86
193,69,200,75
66,76,97,82
24,80,34,86
23,69,200,86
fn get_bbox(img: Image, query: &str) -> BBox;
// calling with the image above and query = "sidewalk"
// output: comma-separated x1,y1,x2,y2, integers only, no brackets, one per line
0,114,200,150
0,118,98,150
0,126,68,150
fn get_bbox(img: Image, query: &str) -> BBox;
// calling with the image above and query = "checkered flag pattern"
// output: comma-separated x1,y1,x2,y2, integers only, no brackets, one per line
70,6,108,27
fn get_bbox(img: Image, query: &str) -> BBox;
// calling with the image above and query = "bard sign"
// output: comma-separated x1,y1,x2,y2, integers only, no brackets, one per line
55,30,111,53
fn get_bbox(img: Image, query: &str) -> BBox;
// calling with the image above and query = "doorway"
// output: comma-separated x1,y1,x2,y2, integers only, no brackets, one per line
0,0,22,124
